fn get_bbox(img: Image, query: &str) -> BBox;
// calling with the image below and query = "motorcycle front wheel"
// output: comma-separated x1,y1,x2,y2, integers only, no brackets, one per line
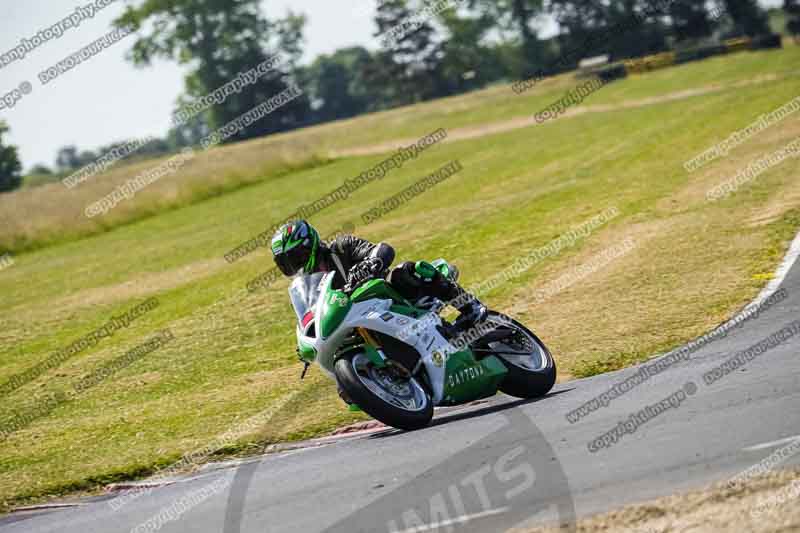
334,350,433,431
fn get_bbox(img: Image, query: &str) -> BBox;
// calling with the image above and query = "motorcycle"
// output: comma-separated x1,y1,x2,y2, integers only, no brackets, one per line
289,260,556,430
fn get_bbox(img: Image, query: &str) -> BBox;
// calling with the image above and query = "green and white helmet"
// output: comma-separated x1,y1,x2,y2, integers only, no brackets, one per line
271,220,321,276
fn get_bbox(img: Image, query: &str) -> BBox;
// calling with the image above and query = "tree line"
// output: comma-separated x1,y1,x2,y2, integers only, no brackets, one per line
2,0,798,193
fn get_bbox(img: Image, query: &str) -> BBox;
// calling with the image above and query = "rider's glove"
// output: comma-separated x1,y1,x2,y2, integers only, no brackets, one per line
344,257,384,293
363,256,386,276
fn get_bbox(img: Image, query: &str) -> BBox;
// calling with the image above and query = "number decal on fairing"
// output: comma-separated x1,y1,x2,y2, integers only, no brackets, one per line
329,293,349,307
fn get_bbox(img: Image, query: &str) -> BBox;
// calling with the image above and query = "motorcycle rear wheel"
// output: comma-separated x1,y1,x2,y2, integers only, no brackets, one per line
483,313,557,399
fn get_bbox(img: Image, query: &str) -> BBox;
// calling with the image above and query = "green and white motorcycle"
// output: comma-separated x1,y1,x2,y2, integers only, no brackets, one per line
290,260,556,430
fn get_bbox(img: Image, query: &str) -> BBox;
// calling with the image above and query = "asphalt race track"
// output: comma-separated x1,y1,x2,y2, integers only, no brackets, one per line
3,244,800,533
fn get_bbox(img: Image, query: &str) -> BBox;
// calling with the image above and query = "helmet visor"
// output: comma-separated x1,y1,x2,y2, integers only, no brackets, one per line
275,245,312,277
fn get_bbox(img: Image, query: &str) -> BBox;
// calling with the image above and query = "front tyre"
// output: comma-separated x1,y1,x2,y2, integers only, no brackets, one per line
484,313,556,399
334,351,433,431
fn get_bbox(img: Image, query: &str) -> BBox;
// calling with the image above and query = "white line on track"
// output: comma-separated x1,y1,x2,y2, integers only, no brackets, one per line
749,229,800,309
391,507,511,532
11,503,85,512
743,435,800,452
644,229,800,365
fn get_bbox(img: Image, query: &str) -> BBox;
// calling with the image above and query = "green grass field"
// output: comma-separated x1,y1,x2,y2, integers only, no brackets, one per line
1,44,799,511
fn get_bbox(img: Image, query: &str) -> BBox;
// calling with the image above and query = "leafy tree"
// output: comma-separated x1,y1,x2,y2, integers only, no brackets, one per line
668,0,714,42
549,0,616,69
723,0,770,36
605,1,668,59
550,0,666,65
436,8,503,93
304,47,373,122
136,138,171,158
372,0,445,106
55,146,80,172
0,122,22,193
786,0,800,39
167,102,212,150
116,0,311,143
479,0,547,76
509,0,546,71
77,150,98,167
29,164,52,175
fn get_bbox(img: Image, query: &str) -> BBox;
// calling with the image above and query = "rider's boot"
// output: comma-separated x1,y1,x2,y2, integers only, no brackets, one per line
449,287,488,334
388,260,488,332
421,261,488,333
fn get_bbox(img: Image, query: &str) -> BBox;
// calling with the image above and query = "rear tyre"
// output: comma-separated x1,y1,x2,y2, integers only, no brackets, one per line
484,313,556,399
334,351,433,431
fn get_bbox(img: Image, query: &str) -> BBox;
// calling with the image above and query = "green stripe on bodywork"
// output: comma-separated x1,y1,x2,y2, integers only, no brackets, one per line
320,288,351,338
361,345,386,367
351,279,411,306
298,339,317,363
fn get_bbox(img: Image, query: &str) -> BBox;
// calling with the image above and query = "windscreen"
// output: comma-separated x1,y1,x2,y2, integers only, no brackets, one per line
288,272,325,324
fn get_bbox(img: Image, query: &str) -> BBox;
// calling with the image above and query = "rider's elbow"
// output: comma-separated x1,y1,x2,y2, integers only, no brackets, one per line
373,242,395,268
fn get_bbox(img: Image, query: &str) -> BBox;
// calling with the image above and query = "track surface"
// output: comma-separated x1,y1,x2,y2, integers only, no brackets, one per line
4,254,800,533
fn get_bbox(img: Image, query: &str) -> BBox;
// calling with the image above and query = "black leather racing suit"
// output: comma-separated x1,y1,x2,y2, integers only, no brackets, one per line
320,235,473,310
320,235,396,290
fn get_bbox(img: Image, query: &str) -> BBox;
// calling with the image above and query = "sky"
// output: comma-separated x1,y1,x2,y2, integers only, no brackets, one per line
0,0,379,169
0,0,785,170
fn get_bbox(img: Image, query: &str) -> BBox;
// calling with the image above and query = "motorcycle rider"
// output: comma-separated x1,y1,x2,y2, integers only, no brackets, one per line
270,219,488,330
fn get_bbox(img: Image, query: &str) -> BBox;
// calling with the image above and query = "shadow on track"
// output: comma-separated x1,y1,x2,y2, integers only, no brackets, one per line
367,388,575,439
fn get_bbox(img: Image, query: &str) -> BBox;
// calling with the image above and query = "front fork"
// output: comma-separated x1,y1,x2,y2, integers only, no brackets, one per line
352,328,436,399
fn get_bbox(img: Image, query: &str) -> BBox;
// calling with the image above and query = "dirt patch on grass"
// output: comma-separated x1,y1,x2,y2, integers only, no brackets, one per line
509,207,767,379
749,188,800,228
52,257,226,312
662,115,800,214
521,468,800,533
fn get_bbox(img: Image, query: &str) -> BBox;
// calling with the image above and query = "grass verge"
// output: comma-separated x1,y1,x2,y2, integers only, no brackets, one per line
0,44,799,512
